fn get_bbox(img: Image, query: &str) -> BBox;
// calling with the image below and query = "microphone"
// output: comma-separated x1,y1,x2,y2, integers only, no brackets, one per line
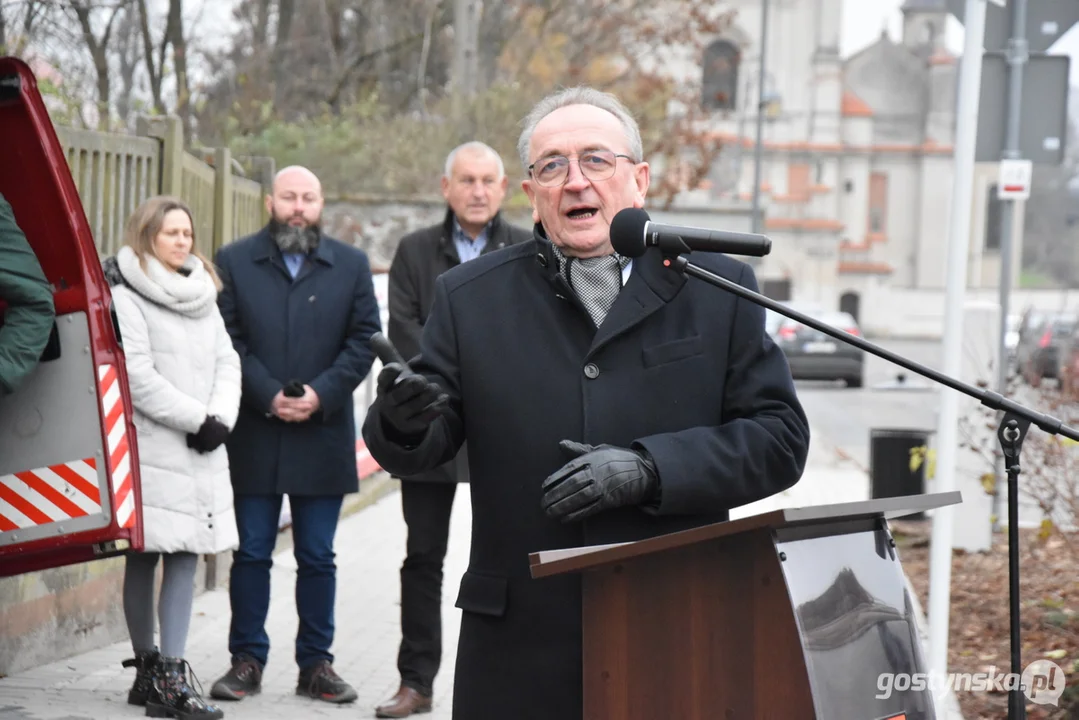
610,207,771,258
370,332,406,367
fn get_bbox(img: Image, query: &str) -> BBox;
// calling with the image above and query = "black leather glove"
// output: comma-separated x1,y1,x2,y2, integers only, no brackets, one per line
283,380,305,398
541,440,661,523
186,415,230,454
375,362,449,439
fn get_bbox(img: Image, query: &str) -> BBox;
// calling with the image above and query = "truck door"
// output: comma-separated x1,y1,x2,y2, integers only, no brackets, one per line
0,57,143,577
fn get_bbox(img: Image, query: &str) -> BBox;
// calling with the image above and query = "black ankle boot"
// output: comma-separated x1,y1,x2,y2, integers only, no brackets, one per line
121,648,161,706
145,657,224,719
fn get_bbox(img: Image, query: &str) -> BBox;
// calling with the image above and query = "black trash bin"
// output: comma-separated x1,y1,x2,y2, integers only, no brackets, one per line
869,428,933,519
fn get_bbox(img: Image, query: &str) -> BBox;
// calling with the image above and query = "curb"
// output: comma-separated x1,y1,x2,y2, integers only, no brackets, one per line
342,471,400,520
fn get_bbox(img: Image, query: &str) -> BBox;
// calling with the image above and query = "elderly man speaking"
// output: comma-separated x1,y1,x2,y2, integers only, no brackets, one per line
364,88,810,720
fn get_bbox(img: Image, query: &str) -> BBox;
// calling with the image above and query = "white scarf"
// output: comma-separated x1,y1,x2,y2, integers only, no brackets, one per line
116,245,218,318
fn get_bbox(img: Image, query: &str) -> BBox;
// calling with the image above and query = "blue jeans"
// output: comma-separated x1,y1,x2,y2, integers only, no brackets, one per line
227,494,343,671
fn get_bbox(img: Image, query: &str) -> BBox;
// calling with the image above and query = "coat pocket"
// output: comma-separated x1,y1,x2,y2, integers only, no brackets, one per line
454,570,508,617
642,335,704,368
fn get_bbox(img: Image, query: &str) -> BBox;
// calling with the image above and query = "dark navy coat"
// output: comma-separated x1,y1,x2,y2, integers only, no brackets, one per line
387,208,531,484
363,226,811,719
216,227,381,496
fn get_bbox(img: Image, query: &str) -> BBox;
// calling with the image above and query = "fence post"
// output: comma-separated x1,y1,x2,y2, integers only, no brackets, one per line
244,156,277,192
136,116,184,196
213,147,234,255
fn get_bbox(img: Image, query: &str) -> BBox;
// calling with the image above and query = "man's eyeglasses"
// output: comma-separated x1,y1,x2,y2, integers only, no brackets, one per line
527,150,636,188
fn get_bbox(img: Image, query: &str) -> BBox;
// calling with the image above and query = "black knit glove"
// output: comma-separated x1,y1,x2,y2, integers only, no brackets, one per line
186,415,230,454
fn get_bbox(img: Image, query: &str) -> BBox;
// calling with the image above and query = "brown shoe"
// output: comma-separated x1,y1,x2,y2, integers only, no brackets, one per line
375,685,433,718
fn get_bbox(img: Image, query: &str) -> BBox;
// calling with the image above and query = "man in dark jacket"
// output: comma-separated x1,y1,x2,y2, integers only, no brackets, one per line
375,142,530,718
209,166,382,706
0,193,55,396
362,87,811,719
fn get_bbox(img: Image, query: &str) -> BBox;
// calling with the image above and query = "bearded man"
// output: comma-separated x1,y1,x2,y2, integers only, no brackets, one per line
209,165,382,706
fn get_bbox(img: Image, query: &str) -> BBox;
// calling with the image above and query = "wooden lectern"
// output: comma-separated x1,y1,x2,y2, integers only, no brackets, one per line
529,492,961,720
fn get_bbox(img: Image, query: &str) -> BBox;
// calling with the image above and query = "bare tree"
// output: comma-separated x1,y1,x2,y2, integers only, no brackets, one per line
114,5,142,129
66,0,133,130
270,0,294,110
254,0,272,45
136,0,167,114
1,0,53,57
166,0,191,138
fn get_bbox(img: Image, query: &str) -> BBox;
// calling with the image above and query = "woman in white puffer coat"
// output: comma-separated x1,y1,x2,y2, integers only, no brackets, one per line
111,195,240,720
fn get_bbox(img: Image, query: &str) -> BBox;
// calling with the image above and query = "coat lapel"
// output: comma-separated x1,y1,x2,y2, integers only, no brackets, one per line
252,230,294,282
480,212,511,255
589,247,686,356
292,237,335,285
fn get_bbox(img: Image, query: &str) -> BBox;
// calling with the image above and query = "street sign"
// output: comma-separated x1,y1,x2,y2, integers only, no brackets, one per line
997,159,1033,199
974,52,1070,164
946,0,1079,52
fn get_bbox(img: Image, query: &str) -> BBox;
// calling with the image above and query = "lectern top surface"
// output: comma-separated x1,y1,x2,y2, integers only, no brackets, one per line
528,491,961,578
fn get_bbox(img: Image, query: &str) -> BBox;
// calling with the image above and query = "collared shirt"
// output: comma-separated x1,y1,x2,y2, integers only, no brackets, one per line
282,252,305,279
453,218,489,263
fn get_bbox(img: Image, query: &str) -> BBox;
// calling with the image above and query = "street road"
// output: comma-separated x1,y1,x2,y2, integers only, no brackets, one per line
796,339,943,470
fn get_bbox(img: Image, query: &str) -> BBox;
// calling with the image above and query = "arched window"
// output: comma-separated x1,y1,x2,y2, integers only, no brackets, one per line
702,40,739,111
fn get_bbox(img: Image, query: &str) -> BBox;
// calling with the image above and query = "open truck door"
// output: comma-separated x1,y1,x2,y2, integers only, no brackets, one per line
0,57,142,577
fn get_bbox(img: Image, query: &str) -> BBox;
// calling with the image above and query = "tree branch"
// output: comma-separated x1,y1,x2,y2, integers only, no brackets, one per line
324,30,434,109
136,0,166,113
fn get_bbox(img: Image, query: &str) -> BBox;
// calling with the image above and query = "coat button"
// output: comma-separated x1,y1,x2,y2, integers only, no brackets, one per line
584,363,600,379
536,253,548,268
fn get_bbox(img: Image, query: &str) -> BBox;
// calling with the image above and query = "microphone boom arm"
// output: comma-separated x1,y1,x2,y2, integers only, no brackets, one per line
664,250,1074,720
665,253,1078,440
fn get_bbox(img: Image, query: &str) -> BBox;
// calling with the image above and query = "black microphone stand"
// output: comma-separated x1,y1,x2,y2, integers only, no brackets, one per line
658,240,1079,720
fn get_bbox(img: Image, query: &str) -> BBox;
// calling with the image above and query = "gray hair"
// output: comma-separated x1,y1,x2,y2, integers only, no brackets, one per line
444,141,505,180
517,86,644,170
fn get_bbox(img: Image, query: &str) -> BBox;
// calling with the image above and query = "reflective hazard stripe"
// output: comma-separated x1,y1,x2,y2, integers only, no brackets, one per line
98,364,135,528
0,458,101,530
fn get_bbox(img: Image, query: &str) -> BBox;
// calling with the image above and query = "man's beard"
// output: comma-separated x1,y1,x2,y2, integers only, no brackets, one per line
270,217,321,254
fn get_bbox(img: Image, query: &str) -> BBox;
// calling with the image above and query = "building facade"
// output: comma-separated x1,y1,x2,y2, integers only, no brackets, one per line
662,0,1022,320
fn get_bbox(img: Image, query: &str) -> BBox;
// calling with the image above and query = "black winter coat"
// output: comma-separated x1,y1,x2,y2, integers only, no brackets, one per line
216,228,382,496
387,209,531,484
363,226,810,720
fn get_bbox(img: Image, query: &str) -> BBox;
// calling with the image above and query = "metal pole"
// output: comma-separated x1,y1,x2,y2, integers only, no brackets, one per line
992,0,1027,539
750,0,770,234
998,11,1029,714
928,0,987,685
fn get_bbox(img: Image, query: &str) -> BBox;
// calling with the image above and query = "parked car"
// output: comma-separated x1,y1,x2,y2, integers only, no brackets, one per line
1054,323,1079,399
764,301,824,338
772,310,865,387
1019,311,1077,386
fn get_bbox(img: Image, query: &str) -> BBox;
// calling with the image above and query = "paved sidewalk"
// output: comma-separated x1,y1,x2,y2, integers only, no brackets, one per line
0,477,472,720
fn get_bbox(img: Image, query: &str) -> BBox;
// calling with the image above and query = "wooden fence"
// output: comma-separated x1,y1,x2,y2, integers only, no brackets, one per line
54,116,273,258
